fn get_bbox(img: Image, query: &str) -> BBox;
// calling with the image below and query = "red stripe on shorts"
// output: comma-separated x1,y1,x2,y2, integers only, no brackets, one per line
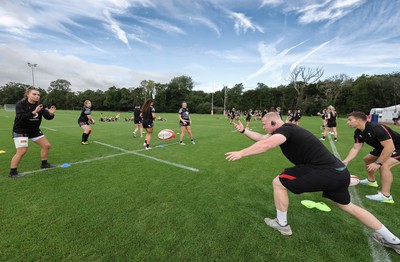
279,174,296,180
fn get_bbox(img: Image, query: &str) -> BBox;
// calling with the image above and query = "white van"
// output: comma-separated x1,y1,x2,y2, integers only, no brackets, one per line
369,108,383,118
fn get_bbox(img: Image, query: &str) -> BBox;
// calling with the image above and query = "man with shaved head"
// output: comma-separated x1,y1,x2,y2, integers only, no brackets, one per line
225,112,400,254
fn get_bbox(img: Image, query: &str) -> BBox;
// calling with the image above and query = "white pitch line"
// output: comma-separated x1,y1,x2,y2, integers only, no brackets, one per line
20,152,129,176
19,141,191,176
94,141,199,172
327,135,391,262
42,126,57,131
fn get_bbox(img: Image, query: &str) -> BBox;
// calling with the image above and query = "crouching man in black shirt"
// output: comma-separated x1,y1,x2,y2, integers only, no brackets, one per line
9,87,57,178
225,112,400,254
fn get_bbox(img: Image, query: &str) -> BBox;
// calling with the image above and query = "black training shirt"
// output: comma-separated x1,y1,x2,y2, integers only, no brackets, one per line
142,106,155,120
13,99,54,134
273,124,341,167
179,108,190,121
134,107,141,120
78,106,91,123
354,122,400,150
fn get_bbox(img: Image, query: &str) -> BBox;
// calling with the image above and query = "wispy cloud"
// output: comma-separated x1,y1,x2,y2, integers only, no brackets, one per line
1,1,399,93
103,10,130,48
133,16,186,35
231,12,264,35
260,0,284,7
283,0,366,24
245,40,307,83
205,50,256,63
290,40,330,71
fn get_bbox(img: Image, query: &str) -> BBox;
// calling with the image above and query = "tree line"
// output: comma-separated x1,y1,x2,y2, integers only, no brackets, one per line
1,70,399,116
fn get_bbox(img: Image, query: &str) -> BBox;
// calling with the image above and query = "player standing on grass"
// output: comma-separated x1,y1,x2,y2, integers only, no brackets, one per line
9,87,57,178
141,99,155,150
245,109,253,130
78,100,95,145
178,101,195,145
321,106,338,141
132,103,143,138
342,111,400,204
225,112,400,254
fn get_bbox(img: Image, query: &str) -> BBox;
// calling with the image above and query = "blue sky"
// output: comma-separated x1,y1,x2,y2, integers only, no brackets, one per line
1,0,399,93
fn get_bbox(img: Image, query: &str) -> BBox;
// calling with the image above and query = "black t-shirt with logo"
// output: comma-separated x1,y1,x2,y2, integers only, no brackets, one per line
354,121,400,150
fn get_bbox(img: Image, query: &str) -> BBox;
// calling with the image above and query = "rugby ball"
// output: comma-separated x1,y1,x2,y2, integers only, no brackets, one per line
158,129,175,140
349,175,360,186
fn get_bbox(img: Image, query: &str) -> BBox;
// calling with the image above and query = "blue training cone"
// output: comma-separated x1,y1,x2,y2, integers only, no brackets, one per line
60,163,71,168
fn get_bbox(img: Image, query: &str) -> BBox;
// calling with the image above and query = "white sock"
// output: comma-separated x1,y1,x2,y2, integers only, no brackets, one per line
377,225,400,244
276,209,287,226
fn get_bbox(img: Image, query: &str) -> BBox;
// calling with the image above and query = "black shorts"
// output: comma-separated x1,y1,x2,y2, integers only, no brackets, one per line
326,121,337,127
78,121,89,127
142,119,154,128
12,130,43,139
370,148,400,161
179,120,190,127
134,118,142,124
279,165,351,205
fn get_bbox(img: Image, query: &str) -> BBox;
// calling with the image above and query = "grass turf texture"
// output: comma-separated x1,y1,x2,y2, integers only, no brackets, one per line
0,110,399,261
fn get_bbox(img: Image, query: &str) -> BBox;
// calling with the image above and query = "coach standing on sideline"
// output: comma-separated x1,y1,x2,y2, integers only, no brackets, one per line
225,112,400,254
9,87,57,178
342,111,400,204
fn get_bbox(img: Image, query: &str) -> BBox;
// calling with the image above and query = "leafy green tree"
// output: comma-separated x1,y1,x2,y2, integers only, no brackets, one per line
103,86,122,111
154,83,168,112
0,82,30,104
139,80,156,101
45,79,73,109
164,76,194,112
226,83,243,110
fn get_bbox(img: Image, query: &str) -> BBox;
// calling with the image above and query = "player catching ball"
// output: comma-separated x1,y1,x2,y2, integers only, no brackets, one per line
78,100,95,145
178,101,195,145
9,87,57,178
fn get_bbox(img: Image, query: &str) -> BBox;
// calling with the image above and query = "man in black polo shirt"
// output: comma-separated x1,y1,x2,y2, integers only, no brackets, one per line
225,112,400,254
342,111,400,204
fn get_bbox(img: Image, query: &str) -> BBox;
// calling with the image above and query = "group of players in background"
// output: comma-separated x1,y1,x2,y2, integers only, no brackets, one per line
79,99,195,150
8,88,196,177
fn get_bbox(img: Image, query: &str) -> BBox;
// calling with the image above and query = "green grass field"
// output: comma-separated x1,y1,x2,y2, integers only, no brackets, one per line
1,109,399,261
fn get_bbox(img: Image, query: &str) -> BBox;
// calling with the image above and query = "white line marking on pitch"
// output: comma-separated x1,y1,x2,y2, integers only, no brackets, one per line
328,135,391,262
42,127,57,131
20,152,128,176
94,141,199,172
20,141,199,176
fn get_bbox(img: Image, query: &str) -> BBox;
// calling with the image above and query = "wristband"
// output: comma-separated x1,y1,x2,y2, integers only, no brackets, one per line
240,128,245,133
375,161,382,166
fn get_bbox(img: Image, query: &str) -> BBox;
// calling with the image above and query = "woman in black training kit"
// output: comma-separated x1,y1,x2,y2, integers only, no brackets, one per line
78,100,95,145
141,99,155,150
9,87,57,178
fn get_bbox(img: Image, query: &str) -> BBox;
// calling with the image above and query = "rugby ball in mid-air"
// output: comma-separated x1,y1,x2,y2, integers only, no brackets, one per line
158,129,175,140
349,175,360,186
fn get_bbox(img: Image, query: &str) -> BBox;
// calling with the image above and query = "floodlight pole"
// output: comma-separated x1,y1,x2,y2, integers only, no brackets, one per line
27,62,38,87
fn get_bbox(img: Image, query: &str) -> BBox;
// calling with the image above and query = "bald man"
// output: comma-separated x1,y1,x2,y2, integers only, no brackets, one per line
225,112,400,254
